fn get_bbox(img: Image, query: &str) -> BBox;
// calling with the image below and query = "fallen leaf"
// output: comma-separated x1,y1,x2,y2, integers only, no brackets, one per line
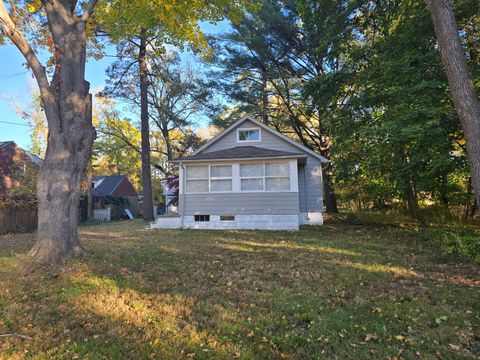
365,333,378,342
449,344,461,352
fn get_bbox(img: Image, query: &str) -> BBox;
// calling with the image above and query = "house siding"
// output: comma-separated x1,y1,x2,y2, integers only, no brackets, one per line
203,120,304,154
179,192,299,215
304,155,324,212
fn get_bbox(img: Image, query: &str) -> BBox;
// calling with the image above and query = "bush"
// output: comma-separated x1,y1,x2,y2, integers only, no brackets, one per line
427,227,480,262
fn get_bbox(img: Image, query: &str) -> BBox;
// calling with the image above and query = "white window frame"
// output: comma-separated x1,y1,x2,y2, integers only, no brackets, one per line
265,162,291,192
237,127,261,143
239,162,291,192
185,165,209,194
240,163,264,192
209,164,233,193
184,160,296,194
185,164,234,194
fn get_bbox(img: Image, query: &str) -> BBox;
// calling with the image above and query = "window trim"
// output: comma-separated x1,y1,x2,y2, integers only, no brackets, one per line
237,127,261,143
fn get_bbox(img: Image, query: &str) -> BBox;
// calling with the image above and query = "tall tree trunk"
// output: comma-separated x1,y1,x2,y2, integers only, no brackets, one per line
322,163,339,213
29,14,96,263
139,30,154,222
404,182,419,218
426,0,480,211
261,70,268,124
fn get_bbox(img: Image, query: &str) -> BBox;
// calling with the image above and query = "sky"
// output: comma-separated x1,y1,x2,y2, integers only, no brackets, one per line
0,20,230,151
0,44,113,149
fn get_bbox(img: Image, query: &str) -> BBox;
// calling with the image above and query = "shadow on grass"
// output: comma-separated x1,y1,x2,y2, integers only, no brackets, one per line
1,222,479,359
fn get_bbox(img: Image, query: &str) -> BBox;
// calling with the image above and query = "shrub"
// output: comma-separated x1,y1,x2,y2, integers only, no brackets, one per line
427,227,480,262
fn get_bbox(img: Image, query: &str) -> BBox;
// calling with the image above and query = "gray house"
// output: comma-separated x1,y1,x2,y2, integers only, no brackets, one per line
151,116,328,230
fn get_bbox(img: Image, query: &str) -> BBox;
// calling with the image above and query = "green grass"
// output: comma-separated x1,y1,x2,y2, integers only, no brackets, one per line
0,221,479,359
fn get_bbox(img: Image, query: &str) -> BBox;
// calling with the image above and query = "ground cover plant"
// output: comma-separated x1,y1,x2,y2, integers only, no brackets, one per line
0,220,479,359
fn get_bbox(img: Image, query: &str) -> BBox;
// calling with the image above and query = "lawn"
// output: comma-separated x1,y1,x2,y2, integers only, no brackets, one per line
0,221,479,359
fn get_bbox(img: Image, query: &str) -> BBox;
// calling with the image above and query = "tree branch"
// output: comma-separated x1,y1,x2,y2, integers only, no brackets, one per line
81,0,100,21
0,0,51,104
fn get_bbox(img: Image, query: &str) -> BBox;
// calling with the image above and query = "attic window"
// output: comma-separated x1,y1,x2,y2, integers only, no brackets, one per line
237,128,260,142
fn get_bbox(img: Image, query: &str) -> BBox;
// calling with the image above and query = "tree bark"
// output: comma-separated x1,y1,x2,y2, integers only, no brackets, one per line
30,26,96,264
322,163,339,213
139,30,154,221
0,0,98,264
404,182,419,218
426,0,480,211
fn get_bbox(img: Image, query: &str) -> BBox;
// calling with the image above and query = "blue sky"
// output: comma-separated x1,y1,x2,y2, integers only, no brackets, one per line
0,45,113,149
0,20,229,150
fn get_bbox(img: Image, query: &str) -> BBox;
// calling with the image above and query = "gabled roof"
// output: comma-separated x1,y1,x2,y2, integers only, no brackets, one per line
0,141,14,149
0,140,43,166
171,146,307,163
92,175,128,197
184,116,329,163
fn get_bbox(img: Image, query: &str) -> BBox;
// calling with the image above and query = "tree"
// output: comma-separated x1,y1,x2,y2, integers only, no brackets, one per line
96,0,248,222
426,0,480,211
210,0,354,212
0,0,99,264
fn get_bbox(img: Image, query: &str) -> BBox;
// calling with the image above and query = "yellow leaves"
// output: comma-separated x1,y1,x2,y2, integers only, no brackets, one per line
395,335,405,341
26,4,37,13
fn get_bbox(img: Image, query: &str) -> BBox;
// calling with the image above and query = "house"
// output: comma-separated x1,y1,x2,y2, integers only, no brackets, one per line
151,116,328,230
0,141,42,192
89,175,139,217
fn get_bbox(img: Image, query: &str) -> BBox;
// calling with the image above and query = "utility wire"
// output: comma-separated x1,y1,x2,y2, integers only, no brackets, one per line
0,121,30,127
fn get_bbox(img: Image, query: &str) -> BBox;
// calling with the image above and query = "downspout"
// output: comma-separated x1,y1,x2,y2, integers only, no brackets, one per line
303,163,308,214
179,162,186,228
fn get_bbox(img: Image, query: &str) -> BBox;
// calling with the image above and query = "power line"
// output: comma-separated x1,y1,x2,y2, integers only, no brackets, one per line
0,121,30,127
0,71,28,78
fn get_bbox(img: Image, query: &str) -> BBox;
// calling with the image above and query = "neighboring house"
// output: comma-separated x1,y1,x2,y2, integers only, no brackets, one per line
90,175,139,216
0,141,42,192
151,116,328,230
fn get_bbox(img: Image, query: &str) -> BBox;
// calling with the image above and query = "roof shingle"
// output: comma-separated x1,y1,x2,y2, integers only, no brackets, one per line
172,146,306,162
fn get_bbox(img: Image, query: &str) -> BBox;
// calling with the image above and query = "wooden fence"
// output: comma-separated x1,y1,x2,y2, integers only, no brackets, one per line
0,207,37,234
93,208,111,221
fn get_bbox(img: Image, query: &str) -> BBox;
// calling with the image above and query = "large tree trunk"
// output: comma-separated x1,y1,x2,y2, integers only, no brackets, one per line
426,0,480,211
139,31,154,222
29,8,96,264
322,163,339,213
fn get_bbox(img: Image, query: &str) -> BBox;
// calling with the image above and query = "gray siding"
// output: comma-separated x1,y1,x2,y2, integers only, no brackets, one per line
203,120,303,154
179,192,299,215
298,156,323,212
